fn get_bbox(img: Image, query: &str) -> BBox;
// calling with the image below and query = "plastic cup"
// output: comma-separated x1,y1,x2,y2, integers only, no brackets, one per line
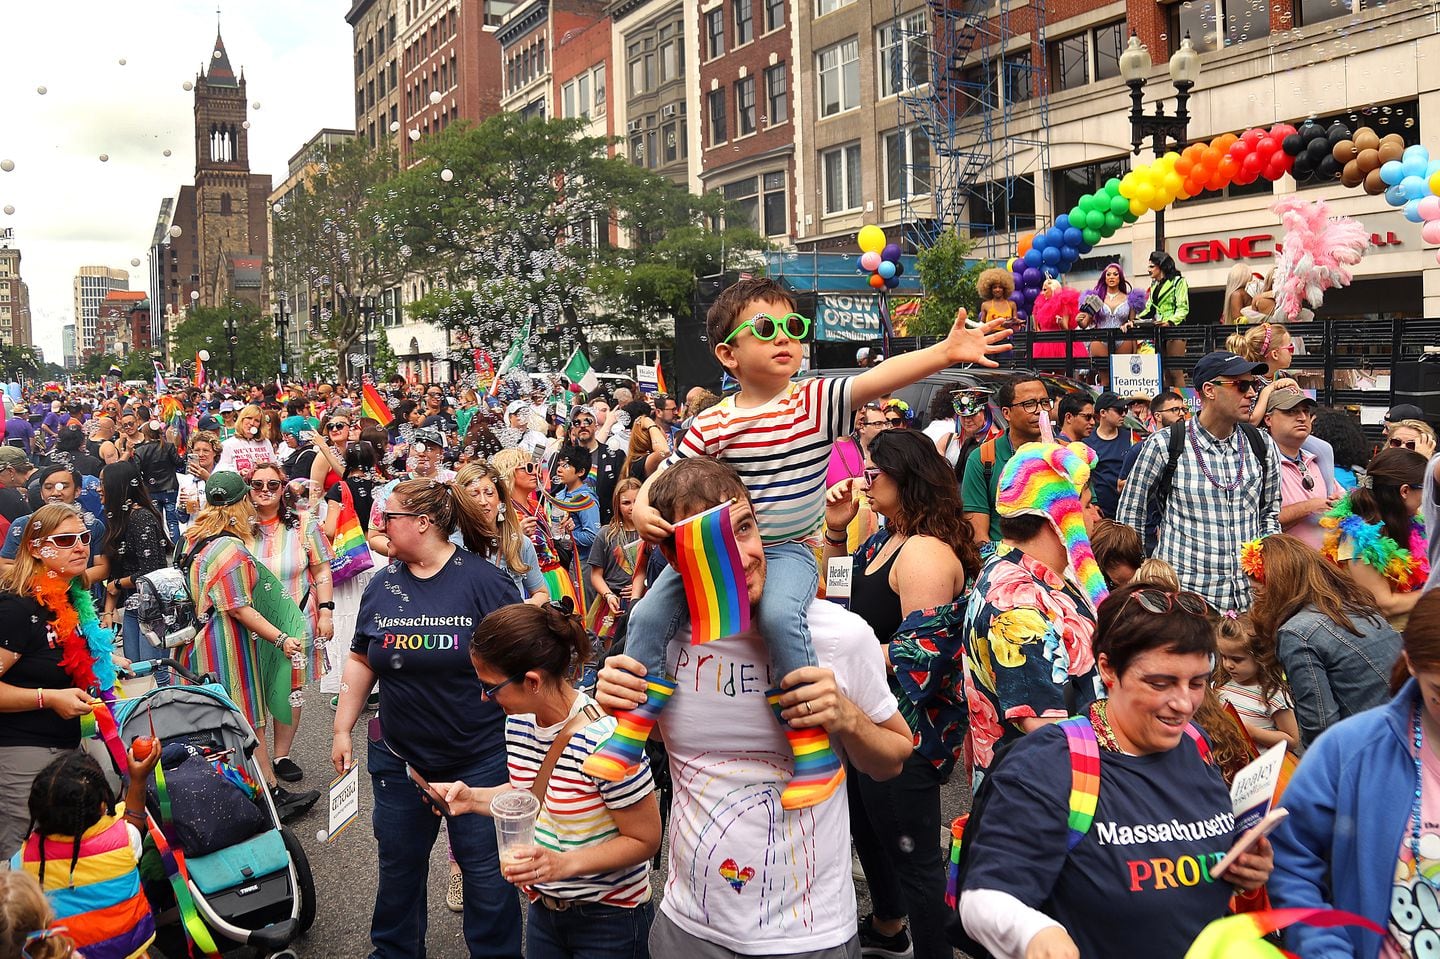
491,789,540,867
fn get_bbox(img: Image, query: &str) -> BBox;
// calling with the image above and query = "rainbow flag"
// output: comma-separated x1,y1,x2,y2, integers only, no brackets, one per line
329,489,373,585
157,394,187,452
1184,909,1383,959
654,355,668,395
193,353,206,387
361,383,393,425
672,500,749,644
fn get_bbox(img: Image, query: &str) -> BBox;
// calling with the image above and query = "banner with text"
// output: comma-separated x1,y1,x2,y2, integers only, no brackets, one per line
1110,353,1162,399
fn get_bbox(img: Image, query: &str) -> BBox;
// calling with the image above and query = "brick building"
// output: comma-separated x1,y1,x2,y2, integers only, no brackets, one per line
73,266,129,360
398,0,508,166
96,291,149,360
0,243,31,348
346,0,402,151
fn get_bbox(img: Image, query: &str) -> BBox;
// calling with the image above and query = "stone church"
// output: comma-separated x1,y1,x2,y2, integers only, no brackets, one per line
162,26,272,317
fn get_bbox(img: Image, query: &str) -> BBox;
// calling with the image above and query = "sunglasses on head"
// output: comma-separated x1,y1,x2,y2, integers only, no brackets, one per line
249,479,284,492
722,312,811,345
1122,588,1210,618
1389,438,1419,450
43,530,92,549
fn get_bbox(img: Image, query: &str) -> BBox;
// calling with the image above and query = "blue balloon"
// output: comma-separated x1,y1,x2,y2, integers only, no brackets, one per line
1055,214,1071,231
1402,156,1429,179
1381,160,1405,186
1428,159,1440,178
1024,248,1043,267
1030,231,1049,249
1404,144,1429,162
877,260,897,279
1402,175,1428,200
1405,199,1425,222
884,275,899,289
1059,246,1078,263
1046,228,1064,245
1041,246,1061,265
1077,241,1093,255
1063,227,1083,247
1385,184,1408,207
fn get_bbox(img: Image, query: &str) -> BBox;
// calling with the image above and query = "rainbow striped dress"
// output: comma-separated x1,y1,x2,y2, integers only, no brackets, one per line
184,535,269,728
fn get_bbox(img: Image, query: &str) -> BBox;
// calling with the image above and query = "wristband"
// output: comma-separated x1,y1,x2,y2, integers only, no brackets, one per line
317,601,336,611
824,533,847,546
36,688,44,710
274,632,290,648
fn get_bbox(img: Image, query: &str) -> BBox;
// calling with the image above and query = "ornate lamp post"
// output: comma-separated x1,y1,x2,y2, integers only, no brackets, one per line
1119,34,1203,253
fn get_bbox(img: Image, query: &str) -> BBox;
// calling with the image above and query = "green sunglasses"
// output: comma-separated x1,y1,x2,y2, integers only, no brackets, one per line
722,312,811,345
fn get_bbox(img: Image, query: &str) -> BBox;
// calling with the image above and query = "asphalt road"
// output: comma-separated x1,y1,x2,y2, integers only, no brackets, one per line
225,681,973,958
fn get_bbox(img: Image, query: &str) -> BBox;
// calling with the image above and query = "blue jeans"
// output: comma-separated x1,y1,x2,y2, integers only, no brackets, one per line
367,742,522,958
624,541,817,685
151,489,181,542
121,609,171,685
525,899,653,959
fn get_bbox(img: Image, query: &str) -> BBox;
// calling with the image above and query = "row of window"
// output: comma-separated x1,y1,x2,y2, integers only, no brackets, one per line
702,0,785,61
403,10,458,73
706,63,788,145
506,37,547,95
626,21,685,97
561,64,607,120
365,105,402,148
814,18,932,120
405,53,458,114
628,118,687,168
358,60,401,115
820,128,931,215
354,14,398,77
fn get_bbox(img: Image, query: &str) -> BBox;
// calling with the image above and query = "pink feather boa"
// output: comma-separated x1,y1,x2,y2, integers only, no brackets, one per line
1270,198,1369,321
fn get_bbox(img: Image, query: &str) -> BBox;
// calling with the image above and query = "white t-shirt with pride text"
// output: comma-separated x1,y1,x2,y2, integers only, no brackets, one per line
656,599,896,954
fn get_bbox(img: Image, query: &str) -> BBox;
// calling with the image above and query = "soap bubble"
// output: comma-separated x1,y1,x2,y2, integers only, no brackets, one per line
440,169,454,182
390,121,400,132
315,829,329,842
169,225,182,237
214,50,222,59
409,129,421,141
429,90,442,104
190,291,200,300
130,257,141,267
36,85,47,95
273,203,283,213
252,101,261,109
183,81,193,91
118,57,127,66
3,206,13,216
98,154,109,162
389,653,403,670
162,148,172,157
242,121,250,129
0,160,12,173
197,349,211,362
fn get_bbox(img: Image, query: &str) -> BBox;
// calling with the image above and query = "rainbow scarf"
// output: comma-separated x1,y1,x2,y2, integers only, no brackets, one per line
361,383,393,425
995,441,1109,612
672,500,749,644
1320,498,1429,592
35,576,118,699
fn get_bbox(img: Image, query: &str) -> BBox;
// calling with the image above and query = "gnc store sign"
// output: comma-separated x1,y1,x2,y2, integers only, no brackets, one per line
1177,223,1407,265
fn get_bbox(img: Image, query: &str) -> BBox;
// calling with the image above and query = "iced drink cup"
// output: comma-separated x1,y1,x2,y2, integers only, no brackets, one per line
491,789,540,867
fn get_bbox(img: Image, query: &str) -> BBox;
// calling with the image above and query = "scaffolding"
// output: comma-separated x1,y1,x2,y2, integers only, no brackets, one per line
895,0,1051,260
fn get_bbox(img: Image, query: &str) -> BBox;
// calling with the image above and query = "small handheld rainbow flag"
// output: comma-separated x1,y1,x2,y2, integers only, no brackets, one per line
361,383,393,425
672,500,749,644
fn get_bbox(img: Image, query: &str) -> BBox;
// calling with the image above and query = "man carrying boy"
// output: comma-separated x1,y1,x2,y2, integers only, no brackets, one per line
583,276,1010,809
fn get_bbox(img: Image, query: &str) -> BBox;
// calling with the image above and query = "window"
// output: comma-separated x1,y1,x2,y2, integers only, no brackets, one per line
883,128,931,202
563,81,576,118
1051,156,1127,217
708,88,728,144
734,0,753,46
355,50,365,77
706,9,725,59
816,0,854,15
736,77,756,136
763,172,786,235
817,39,860,117
629,52,645,95
663,121,679,163
765,0,784,32
969,177,1037,233
630,134,644,164
660,31,679,82
1224,0,1269,45
1299,0,1354,24
577,73,591,117
1052,32,1088,92
646,129,658,168
765,62,788,125
1004,51,1032,103
593,64,606,109
878,13,929,97
822,142,863,214
724,177,760,231
643,53,656,91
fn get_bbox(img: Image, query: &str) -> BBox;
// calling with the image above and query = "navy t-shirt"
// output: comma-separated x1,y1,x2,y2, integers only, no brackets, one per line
962,723,1237,959
351,546,521,777
1084,431,1134,518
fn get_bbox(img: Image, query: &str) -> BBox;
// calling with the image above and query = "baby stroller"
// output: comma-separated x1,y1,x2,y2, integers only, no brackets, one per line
103,659,316,957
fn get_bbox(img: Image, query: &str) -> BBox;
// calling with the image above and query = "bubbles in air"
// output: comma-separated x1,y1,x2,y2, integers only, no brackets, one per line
183,81,194,91
36,86,47,95
0,160,13,173
169,225,183,237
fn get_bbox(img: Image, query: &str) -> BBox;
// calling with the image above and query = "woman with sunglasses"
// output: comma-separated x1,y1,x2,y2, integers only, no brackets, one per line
493,448,564,571
98,461,173,684
332,478,524,959
1389,419,1438,460
247,461,334,784
432,600,662,959
954,582,1273,959
1321,447,1430,631
305,411,359,511
0,504,129,861
822,428,979,959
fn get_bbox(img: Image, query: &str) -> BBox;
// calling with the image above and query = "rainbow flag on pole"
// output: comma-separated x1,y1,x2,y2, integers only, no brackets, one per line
672,500,749,644
361,383,393,425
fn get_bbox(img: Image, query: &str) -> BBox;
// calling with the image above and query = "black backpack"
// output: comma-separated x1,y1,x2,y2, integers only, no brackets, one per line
1152,421,1269,513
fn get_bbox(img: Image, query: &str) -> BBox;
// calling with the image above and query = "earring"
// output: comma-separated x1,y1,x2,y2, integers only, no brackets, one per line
497,502,506,522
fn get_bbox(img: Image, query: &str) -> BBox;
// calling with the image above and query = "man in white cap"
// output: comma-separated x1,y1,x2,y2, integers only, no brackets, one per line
506,400,548,457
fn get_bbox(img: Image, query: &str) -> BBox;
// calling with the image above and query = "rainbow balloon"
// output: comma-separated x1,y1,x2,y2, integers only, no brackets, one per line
673,500,750,644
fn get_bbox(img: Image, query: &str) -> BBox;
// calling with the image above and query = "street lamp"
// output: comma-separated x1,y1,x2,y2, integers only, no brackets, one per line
1119,33,1202,253
274,293,291,380
362,295,376,383
222,307,238,382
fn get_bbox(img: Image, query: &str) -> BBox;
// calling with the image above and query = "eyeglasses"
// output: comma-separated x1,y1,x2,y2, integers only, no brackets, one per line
381,510,425,524
1153,405,1190,417
721,312,811,345
249,479,283,492
42,530,92,549
862,467,884,489
1006,397,1054,414
478,672,525,699
1214,378,1262,395
1075,412,1096,421
1121,588,1210,618
860,418,887,428
1389,438,1419,450
571,418,595,427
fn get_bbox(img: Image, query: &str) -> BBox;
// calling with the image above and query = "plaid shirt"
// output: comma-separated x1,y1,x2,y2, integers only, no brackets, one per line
1115,420,1280,612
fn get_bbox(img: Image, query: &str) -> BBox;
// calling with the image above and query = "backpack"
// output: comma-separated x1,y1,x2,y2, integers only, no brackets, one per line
134,533,234,649
945,715,1211,956
1153,422,1269,514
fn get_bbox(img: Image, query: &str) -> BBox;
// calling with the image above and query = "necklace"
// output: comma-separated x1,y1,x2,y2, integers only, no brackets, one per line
1089,700,1125,753
1412,706,1440,888
1187,422,1246,492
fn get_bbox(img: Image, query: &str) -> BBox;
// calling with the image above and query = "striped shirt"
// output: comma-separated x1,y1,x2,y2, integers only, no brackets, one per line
1218,680,1291,732
668,376,853,544
505,693,654,907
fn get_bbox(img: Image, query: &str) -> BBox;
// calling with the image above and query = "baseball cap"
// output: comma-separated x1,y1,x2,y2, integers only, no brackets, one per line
1094,391,1128,413
1265,386,1315,413
205,471,248,506
1387,403,1426,424
411,427,445,450
197,415,220,432
1191,351,1269,387
218,400,236,413
0,447,28,471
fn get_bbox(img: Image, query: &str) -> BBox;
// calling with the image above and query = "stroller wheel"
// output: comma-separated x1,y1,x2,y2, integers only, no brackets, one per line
266,951,298,959
280,827,317,934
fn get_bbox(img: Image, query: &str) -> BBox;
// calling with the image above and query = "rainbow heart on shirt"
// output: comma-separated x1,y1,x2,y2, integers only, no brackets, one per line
718,858,755,893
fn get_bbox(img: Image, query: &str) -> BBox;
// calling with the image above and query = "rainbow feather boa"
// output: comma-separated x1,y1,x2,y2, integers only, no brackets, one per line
996,441,1109,611
1320,498,1429,592
33,575,118,698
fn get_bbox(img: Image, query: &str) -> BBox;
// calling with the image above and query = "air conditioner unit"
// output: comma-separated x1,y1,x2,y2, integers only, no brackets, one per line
628,118,643,132
661,103,677,119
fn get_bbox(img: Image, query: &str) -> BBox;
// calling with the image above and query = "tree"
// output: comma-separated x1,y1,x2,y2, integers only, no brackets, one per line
0,344,40,382
270,137,409,385
912,229,988,338
168,304,277,383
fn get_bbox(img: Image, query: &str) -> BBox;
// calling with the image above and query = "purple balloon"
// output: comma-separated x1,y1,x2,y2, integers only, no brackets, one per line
883,275,899,288
881,243,903,262
1022,267,1042,285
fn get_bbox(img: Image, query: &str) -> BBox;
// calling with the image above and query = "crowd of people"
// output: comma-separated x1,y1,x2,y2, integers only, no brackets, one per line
0,270,1436,959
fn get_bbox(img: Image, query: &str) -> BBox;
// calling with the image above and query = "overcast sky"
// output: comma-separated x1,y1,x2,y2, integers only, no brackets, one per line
0,2,354,365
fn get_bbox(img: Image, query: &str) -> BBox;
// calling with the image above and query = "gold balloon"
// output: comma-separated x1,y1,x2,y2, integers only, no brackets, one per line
1341,163,1364,188
1364,168,1387,195
1378,140,1406,163
1332,139,1357,163
1356,148,1381,173
1382,133,1406,147
1353,128,1380,152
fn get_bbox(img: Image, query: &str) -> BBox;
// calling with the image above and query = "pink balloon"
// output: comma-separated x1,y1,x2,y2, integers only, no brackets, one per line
860,251,882,272
1423,220,1440,245
1419,195,1440,221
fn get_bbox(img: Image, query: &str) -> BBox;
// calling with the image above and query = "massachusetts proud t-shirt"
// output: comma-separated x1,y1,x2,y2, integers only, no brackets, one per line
352,547,520,776
963,722,1239,958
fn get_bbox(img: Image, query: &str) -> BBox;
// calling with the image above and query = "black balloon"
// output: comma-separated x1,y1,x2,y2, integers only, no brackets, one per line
1306,138,1331,163
1282,134,1304,156
1298,122,1324,141
1291,153,1315,181
1315,154,1341,180
1326,121,1352,146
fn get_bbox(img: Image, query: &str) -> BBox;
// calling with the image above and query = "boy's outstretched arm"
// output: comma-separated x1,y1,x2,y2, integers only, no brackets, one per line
851,311,1014,408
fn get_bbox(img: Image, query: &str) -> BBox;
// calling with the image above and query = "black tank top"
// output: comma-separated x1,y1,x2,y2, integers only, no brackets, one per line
849,537,907,643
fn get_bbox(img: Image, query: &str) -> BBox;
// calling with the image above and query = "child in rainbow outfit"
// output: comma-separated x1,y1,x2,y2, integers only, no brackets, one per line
583,276,1012,809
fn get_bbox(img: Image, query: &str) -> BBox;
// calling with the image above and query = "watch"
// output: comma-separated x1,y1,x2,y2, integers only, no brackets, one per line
317,601,336,611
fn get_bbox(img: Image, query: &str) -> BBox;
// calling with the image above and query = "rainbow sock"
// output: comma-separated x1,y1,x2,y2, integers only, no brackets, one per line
766,687,846,811
583,677,676,782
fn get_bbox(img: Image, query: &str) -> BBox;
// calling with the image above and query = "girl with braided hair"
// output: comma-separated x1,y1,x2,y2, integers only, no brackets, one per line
15,747,160,959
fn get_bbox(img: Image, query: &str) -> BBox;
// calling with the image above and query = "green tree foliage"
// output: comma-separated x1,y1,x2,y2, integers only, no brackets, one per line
169,304,277,383
0,344,41,381
911,230,988,338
